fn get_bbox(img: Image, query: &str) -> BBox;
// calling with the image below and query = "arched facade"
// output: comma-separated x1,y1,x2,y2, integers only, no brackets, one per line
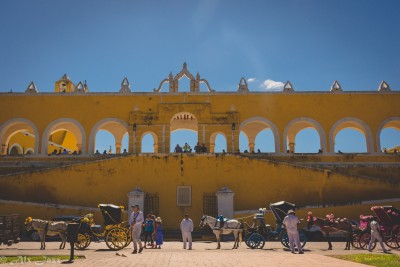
239,117,280,153
329,117,374,154
88,118,129,154
283,117,327,154
0,118,39,155
209,131,227,153
41,118,86,155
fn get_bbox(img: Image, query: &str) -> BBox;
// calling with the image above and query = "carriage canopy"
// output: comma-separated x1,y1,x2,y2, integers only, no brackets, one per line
269,201,296,223
99,204,123,225
372,206,400,227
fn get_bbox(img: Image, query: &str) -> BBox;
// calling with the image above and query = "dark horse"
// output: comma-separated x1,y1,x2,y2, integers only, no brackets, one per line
307,212,354,250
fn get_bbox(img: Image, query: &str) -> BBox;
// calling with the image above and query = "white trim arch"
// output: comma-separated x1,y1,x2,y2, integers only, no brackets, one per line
329,117,374,154
376,117,400,153
239,117,280,153
9,143,23,155
210,131,228,153
41,118,86,155
88,118,129,155
0,118,39,155
283,117,327,154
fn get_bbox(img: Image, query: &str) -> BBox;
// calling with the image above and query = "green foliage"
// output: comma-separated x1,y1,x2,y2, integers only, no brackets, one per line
331,254,400,267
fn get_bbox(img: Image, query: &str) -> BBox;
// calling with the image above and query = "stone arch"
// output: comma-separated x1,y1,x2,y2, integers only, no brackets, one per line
239,117,280,153
329,117,374,153
283,117,327,153
210,131,227,153
141,131,158,153
88,118,129,154
0,118,39,155
9,143,23,155
376,117,400,152
25,148,34,155
42,118,86,155
170,112,198,132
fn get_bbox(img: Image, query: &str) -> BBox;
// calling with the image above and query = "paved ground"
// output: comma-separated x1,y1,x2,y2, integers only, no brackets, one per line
1,241,399,266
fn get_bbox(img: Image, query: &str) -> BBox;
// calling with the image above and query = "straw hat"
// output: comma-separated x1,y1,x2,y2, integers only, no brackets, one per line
155,217,162,223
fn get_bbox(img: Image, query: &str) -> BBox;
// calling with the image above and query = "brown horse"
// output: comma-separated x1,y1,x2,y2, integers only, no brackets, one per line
307,212,354,250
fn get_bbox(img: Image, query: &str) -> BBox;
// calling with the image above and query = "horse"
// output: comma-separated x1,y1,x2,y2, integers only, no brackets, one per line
307,212,355,250
199,215,243,249
25,217,68,250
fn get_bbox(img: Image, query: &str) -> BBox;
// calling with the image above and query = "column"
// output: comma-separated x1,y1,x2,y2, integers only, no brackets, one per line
288,142,295,153
115,142,122,154
216,187,235,218
1,144,6,155
127,187,146,217
128,129,134,154
209,143,215,153
249,143,255,153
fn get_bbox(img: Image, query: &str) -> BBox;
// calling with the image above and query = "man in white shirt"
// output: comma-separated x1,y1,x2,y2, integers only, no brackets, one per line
129,204,144,254
368,217,389,253
180,213,194,250
283,209,303,254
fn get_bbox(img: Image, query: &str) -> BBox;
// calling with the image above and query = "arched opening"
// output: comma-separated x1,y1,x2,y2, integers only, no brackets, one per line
9,144,22,155
377,118,400,153
0,119,39,156
334,129,367,153
170,112,198,153
48,129,79,155
178,75,191,92
240,117,279,153
239,131,249,153
94,130,115,155
210,132,227,153
88,118,129,155
254,129,275,153
284,118,326,154
292,128,321,153
25,148,34,155
141,132,158,153
330,117,373,154
42,118,86,155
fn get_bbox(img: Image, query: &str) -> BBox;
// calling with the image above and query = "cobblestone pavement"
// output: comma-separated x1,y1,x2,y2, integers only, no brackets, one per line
1,241,398,266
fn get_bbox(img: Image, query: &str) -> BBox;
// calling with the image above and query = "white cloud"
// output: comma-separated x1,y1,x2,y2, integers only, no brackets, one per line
260,79,284,91
247,78,257,83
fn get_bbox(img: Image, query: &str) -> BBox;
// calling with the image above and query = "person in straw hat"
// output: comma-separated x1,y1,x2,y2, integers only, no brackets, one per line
155,217,163,249
283,209,303,254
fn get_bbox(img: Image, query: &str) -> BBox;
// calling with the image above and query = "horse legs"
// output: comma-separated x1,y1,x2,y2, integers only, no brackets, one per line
232,233,237,249
327,233,332,250
60,234,66,249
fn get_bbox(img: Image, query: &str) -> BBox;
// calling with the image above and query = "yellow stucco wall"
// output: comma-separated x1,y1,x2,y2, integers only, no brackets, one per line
0,91,399,155
0,155,398,229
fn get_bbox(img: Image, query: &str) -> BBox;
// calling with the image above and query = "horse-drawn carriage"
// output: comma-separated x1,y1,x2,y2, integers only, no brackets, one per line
0,214,20,246
357,206,400,249
244,201,307,249
75,204,131,250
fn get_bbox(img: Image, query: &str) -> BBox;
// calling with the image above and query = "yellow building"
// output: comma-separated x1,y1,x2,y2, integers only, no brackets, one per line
0,63,399,229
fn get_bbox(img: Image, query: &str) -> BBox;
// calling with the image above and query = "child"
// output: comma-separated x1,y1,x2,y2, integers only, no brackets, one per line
143,215,154,248
155,217,163,249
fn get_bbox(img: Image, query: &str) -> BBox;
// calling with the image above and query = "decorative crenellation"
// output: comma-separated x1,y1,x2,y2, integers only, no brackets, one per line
237,78,249,92
25,82,38,94
283,81,294,93
154,62,215,93
378,81,391,92
120,77,131,93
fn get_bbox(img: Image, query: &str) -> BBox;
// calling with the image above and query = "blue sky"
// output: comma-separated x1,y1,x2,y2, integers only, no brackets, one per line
1,0,399,153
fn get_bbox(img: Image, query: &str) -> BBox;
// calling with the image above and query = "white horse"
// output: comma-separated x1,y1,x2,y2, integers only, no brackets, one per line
199,215,243,249
25,217,68,250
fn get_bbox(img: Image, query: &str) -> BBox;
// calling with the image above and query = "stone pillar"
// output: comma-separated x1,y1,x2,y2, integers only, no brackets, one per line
1,144,6,155
76,143,82,154
127,187,146,217
216,187,235,218
249,143,255,153
128,129,134,154
288,142,295,153
115,142,122,154
209,143,215,153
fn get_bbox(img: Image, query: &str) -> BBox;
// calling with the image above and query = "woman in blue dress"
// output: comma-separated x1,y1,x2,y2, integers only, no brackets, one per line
155,217,163,249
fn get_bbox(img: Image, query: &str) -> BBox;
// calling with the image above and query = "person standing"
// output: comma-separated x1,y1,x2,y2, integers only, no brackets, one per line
155,217,163,249
143,215,155,248
180,213,194,250
282,209,303,254
129,204,144,254
368,217,389,253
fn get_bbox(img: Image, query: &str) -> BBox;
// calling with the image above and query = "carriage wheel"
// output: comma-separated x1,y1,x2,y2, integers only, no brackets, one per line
351,233,362,249
247,233,265,249
280,231,307,249
105,227,129,250
395,232,400,248
244,231,253,247
75,234,91,250
383,233,399,249
122,227,131,248
359,233,376,250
